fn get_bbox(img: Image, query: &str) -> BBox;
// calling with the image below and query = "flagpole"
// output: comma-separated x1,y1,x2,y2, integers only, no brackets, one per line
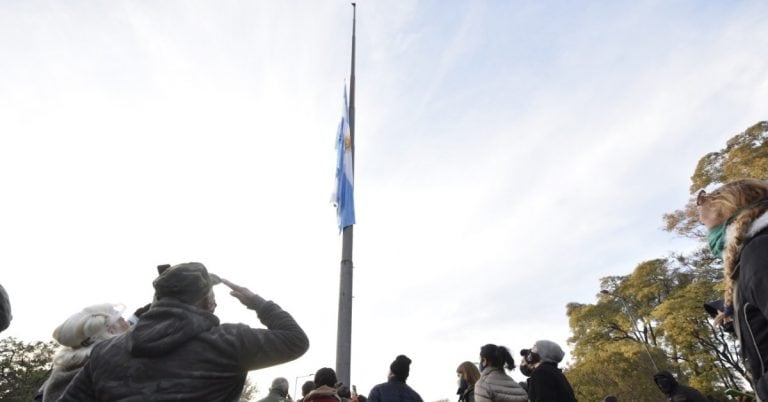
336,2,356,388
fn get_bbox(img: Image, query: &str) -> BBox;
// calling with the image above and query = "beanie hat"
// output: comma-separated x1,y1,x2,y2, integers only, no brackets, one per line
390,355,412,381
534,340,565,363
153,262,218,304
314,367,338,388
52,303,124,348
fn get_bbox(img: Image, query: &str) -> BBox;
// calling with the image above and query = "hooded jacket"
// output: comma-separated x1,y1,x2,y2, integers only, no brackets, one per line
58,297,309,402
653,371,708,402
474,367,528,402
732,212,768,400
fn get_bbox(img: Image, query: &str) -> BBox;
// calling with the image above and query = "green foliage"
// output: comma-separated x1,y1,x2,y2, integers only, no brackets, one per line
0,336,56,401
664,121,768,238
569,121,767,401
567,258,744,401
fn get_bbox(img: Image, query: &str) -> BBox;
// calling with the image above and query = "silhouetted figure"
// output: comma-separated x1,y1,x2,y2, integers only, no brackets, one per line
653,371,708,402
0,284,10,333
369,355,423,402
259,377,292,402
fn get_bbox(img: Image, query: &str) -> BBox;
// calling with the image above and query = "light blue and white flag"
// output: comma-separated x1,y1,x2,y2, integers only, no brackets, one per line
333,86,355,231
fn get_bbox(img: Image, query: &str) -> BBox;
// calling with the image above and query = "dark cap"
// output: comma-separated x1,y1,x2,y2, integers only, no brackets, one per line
390,355,411,381
153,262,216,304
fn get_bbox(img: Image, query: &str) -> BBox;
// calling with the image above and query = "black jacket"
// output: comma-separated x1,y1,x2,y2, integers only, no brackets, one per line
368,378,423,402
58,298,309,402
736,225,768,400
527,362,576,402
653,371,709,402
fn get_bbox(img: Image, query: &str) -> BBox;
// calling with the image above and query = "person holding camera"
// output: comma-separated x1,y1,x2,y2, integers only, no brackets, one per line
521,340,576,402
474,344,528,402
59,262,309,402
696,179,768,401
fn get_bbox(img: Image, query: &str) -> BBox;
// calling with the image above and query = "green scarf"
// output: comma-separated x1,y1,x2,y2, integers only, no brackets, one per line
707,198,768,259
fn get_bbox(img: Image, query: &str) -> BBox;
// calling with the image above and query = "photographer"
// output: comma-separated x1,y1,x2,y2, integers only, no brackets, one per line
521,340,576,402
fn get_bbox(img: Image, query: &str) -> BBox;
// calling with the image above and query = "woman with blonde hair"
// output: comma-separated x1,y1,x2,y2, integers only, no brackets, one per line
41,303,130,402
696,178,768,401
456,361,481,402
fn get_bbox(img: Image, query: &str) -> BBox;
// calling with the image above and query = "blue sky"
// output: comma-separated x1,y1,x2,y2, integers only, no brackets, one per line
1,1,767,400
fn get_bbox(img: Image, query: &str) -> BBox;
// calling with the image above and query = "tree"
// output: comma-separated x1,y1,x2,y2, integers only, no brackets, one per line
568,121,768,400
240,376,259,401
0,337,56,401
663,121,768,238
566,258,743,401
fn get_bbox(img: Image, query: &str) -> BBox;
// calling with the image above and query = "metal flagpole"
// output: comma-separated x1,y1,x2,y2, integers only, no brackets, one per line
336,2,356,388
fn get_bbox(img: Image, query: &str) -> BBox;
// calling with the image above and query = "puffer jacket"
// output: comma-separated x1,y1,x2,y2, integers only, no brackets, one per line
58,297,309,402
474,367,528,402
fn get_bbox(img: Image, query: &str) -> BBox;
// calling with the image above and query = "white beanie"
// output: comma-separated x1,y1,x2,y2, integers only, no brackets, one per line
52,303,124,348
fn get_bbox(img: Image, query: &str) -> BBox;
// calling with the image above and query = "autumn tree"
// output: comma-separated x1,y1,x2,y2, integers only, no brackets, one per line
0,336,56,401
663,121,768,238
567,121,768,400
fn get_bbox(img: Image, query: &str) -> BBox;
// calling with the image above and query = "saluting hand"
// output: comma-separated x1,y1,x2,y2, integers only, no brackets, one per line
221,278,265,308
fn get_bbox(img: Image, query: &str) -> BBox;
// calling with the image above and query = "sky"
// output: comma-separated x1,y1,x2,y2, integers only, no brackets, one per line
1,1,768,400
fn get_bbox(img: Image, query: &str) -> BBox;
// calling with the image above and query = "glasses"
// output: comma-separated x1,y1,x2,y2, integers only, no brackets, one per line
696,189,707,206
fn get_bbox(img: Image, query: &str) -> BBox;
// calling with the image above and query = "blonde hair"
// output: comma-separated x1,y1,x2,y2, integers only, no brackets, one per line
456,361,481,385
702,179,768,316
51,303,125,368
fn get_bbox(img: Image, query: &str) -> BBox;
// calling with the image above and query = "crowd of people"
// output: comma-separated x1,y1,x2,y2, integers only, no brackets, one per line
1,177,767,401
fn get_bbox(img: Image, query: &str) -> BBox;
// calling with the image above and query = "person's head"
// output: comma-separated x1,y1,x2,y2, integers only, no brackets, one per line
696,179,768,316
696,179,768,229
53,303,129,349
389,354,412,382
479,344,515,371
531,340,565,365
456,361,481,386
270,377,290,397
152,262,220,312
653,371,678,395
301,381,315,397
314,367,338,388
337,385,351,399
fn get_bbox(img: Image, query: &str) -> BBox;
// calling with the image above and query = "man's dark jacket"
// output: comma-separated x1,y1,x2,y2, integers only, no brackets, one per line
58,297,309,401
368,378,423,402
527,362,576,402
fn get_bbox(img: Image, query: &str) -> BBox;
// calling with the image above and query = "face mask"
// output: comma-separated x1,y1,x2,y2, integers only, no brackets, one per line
478,361,485,372
458,378,468,391
519,364,533,377
707,223,727,259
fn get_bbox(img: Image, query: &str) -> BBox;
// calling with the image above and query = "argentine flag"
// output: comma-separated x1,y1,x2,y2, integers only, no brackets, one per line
333,86,355,231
